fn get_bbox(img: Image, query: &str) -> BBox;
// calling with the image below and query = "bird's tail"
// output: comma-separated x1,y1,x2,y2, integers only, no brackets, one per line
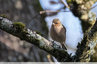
61,43,67,50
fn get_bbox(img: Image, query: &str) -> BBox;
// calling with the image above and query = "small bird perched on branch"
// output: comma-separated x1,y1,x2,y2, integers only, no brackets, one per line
50,18,67,49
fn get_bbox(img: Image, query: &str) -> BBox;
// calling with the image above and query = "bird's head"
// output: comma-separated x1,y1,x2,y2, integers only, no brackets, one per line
52,18,61,26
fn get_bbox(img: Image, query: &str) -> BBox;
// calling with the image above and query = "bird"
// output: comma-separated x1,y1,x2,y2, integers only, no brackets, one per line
50,18,67,49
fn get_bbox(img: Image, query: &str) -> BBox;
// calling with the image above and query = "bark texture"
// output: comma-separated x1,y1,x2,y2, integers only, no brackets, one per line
0,0,49,62
67,0,97,62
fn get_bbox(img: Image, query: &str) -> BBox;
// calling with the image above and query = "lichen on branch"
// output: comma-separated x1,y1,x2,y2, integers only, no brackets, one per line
67,0,96,33
0,17,71,62
66,0,97,62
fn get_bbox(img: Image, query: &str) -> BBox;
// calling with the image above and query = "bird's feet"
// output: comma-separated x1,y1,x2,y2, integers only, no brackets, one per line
50,40,62,48
62,44,67,50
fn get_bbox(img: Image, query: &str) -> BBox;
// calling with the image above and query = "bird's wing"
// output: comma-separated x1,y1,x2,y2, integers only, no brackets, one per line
62,24,66,33
59,24,66,40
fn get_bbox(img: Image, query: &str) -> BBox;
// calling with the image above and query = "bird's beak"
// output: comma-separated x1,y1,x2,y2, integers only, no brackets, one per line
52,23,55,25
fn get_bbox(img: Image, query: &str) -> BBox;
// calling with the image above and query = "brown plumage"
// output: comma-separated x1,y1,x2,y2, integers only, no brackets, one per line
50,18,66,49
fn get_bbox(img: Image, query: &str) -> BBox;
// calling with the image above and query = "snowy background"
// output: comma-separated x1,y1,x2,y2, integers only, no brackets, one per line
39,0,97,55
91,2,97,17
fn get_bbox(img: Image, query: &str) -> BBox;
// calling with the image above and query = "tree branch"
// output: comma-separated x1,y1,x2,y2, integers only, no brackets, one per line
67,0,96,33
67,0,97,62
74,19,97,62
40,10,70,14
60,0,70,9
0,17,71,62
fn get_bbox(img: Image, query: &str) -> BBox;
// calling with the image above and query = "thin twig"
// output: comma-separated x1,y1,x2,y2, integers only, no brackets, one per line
91,4,97,10
40,10,70,14
60,0,70,9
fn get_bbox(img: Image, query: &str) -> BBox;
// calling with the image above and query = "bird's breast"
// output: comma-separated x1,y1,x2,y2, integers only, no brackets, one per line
53,25,62,33
50,25,65,43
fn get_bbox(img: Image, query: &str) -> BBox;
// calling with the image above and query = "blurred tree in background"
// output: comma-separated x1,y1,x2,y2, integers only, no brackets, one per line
0,0,51,62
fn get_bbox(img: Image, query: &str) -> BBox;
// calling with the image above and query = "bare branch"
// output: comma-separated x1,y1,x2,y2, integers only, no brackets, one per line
91,4,97,10
67,0,97,62
60,0,70,9
40,10,70,14
0,17,71,62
